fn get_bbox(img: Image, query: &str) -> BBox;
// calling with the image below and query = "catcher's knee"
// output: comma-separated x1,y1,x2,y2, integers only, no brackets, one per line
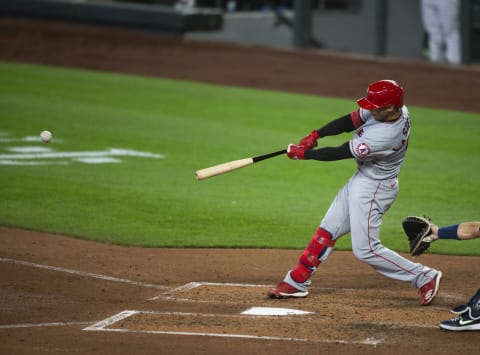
299,227,336,267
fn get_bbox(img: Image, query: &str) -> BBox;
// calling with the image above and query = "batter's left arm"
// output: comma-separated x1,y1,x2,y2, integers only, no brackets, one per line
298,111,361,150
316,112,359,138
304,142,353,161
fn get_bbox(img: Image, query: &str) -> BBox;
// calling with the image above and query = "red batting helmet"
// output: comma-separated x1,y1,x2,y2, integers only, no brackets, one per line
356,80,404,110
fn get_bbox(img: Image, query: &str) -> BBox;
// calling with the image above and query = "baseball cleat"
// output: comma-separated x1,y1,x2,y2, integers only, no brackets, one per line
451,304,469,315
439,310,480,331
267,281,308,299
450,288,480,314
419,271,442,305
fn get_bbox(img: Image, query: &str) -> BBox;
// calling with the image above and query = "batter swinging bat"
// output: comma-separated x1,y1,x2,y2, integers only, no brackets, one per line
195,149,287,180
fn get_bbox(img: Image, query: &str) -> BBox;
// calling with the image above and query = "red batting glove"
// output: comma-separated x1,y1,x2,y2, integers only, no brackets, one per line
299,130,320,149
287,144,306,160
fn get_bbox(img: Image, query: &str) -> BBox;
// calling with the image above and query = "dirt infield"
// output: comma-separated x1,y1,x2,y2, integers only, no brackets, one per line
1,16,479,354
1,228,479,354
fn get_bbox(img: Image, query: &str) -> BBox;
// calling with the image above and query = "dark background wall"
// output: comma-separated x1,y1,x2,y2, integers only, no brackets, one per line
1,0,478,64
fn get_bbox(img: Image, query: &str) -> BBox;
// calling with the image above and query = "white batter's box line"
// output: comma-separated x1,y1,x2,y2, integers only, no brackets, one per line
84,310,139,331
82,310,384,346
140,310,311,319
127,311,435,328
148,282,359,301
0,257,171,291
148,281,272,301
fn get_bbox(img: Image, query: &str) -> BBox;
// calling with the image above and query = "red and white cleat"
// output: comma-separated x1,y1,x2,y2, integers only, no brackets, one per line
267,281,308,299
419,271,442,305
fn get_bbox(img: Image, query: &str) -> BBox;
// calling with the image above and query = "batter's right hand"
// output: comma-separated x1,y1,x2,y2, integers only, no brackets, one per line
299,130,319,149
287,144,306,160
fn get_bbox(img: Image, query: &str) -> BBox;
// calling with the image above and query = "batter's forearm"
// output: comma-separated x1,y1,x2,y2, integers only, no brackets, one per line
304,141,352,161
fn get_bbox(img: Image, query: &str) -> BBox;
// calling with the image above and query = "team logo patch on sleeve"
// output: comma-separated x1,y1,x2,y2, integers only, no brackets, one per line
355,142,371,157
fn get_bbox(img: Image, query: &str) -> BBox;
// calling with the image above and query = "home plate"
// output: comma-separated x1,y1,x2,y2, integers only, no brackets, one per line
241,307,314,316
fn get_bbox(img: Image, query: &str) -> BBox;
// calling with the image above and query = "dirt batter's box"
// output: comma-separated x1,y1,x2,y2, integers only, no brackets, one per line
83,281,445,346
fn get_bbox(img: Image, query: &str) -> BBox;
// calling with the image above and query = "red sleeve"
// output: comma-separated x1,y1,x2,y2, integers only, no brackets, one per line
350,109,363,129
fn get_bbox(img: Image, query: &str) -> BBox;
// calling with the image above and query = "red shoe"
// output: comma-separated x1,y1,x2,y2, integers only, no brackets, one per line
419,271,442,305
267,281,308,299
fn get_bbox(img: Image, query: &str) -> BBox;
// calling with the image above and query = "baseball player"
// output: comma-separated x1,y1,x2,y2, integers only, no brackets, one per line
440,288,480,331
267,79,442,305
421,0,462,64
429,221,479,331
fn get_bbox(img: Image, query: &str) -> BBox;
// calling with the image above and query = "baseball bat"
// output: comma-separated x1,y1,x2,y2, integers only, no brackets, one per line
195,149,287,181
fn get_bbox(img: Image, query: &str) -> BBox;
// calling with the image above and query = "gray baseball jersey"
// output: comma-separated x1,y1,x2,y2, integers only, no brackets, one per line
350,107,410,180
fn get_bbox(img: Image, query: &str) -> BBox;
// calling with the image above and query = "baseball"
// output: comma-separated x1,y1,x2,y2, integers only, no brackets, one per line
40,130,53,143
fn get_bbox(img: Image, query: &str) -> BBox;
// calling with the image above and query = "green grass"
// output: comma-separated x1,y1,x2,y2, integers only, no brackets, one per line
0,61,479,255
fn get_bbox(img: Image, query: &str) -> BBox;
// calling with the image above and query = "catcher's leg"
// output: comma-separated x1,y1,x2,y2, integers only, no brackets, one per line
289,227,336,283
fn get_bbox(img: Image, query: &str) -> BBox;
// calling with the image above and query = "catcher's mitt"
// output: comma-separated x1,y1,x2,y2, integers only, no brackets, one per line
401,216,433,256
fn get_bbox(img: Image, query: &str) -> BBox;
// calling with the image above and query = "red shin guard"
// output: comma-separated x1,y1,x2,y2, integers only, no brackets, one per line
290,228,335,283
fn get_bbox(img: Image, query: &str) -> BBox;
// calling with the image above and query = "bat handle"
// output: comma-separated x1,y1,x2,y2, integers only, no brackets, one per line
252,149,287,163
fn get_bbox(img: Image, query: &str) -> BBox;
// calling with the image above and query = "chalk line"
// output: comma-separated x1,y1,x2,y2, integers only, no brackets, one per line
0,257,170,290
82,309,384,346
0,321,91,329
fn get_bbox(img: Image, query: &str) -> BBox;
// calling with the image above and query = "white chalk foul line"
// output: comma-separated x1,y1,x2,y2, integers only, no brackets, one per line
0,257,170,291
0,321,91,329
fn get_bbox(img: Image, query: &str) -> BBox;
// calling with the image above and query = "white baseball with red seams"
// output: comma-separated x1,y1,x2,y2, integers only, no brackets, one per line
40,130,52,143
